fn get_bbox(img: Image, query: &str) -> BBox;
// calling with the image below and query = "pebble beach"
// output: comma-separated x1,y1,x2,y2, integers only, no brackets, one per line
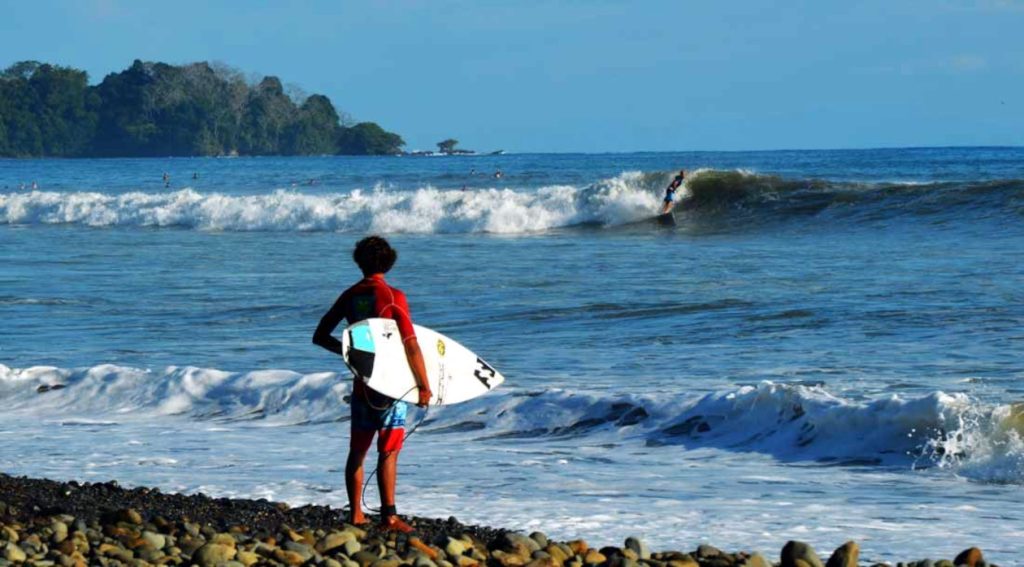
0,474,998,567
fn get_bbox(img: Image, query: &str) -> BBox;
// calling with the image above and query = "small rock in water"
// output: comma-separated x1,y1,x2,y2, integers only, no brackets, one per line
781,540,824,567
696,544,722,559
625,537,651,560
954,547,984,567
826,541,858,567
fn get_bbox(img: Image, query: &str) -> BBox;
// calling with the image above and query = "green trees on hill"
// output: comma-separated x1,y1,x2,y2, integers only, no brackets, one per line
0,60,405,157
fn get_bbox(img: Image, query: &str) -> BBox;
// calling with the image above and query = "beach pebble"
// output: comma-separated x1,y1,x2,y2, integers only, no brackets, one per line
567,540,589,556
446,536,467,558
50,521,68,544
235,549,260,566
583,549,606,565
526,557,561,567
141,530,166,550
545,543,569,563
530,532,549,549
825,541,858,567
320,530,356,554
781,540,824,567
492,549,527,566
193,542,237,566
625,537,650,560
739,553,771,567
353,550,382,566
2,542,26,563
696,544,723,559
343,538,362,556
954,547,984,567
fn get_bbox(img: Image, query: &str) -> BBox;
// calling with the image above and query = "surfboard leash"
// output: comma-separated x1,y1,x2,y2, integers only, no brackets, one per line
359,386,430,516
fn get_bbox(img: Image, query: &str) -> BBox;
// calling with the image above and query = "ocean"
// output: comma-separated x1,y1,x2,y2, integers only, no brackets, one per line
1,147,1022,563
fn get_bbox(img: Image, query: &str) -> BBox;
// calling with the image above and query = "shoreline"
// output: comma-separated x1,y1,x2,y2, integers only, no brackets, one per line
0,474,994,567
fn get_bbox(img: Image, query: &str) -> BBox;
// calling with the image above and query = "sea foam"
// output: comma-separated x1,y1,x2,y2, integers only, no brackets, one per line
3,363,1021,483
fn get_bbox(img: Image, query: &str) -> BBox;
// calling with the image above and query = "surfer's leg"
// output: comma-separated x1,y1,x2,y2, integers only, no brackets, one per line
347,396,377,525
346,430,373,524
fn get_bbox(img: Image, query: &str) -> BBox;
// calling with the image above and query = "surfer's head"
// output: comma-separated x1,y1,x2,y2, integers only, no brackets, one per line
353,235,397,276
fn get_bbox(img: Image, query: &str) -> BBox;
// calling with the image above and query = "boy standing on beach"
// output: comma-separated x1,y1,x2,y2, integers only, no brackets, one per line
313,236,432,533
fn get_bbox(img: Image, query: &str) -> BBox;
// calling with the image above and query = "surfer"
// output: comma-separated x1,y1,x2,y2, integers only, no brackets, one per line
661,169,686,214
312,236,432,533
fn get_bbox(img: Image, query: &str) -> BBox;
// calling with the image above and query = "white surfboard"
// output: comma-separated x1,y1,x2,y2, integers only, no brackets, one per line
342,318,504,406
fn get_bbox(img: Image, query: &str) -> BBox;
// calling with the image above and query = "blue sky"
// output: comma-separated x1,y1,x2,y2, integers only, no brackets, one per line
2,0,1021,152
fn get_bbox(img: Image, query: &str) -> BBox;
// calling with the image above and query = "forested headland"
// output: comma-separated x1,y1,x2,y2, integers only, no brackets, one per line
0,60,405,157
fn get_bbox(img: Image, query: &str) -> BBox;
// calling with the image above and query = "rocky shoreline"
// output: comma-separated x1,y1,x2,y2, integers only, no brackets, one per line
0,474,996,567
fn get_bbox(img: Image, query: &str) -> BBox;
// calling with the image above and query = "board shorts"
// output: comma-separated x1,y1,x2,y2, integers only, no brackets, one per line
663,190,676,203
351,388,407,453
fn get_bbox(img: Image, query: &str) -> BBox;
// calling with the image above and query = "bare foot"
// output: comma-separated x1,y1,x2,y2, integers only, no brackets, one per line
379,514,414,533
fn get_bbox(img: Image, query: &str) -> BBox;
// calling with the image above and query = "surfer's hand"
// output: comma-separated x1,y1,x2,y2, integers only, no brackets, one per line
417,387,432,407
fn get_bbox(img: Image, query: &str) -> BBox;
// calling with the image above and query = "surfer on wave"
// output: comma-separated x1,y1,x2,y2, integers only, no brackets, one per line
661,169,686,214
313,236,432,533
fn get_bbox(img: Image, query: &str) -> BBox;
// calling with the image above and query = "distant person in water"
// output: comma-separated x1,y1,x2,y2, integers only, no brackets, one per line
313,236,431,533
661,169,686,214
163,172,170,188
494,169,503,179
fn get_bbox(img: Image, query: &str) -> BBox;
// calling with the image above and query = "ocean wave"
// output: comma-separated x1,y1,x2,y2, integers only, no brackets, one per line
2,171,1019,234
2,363,1021,483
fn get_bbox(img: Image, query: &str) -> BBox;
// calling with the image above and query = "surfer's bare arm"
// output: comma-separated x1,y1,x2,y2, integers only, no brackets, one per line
403,338,432,407
312,295,346,356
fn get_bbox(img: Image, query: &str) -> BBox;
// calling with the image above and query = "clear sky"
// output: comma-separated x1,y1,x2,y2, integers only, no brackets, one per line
2,0,1021,152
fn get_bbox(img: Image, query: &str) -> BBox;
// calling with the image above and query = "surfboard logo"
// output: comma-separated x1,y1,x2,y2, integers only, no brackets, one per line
473,357,496,388
437,339,446,356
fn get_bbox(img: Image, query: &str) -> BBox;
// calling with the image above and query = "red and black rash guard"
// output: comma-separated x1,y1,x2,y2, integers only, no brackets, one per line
315,274,417,396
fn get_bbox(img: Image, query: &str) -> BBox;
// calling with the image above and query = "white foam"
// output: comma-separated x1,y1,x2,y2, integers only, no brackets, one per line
3,362,1022,483
0,174,662,233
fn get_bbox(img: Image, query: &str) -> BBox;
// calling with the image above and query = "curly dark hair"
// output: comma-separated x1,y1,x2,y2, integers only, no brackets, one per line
352,236,397,275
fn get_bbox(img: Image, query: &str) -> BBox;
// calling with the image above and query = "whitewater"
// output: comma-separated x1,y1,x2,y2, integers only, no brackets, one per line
2,148,1023,563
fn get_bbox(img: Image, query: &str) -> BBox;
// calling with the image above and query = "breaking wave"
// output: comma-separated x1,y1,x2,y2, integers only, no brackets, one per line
2,170,1020,233
3,363,1022,483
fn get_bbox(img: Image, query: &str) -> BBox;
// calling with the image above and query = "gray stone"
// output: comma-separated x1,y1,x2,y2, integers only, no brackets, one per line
696,545,722,559
283,540,314,561
51,522,68,544
343,539,362,557
141,531,167,550
625,538,651,560
530,533,549,549
781,541,824,567
505,534,541,554
193,542,237,567
321,531,356,554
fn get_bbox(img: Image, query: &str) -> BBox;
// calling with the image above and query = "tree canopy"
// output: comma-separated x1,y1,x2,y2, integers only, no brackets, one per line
0,60,405,157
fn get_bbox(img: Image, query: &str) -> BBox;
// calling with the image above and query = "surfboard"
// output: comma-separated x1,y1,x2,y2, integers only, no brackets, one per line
342,318,504,406
655,212,676,226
